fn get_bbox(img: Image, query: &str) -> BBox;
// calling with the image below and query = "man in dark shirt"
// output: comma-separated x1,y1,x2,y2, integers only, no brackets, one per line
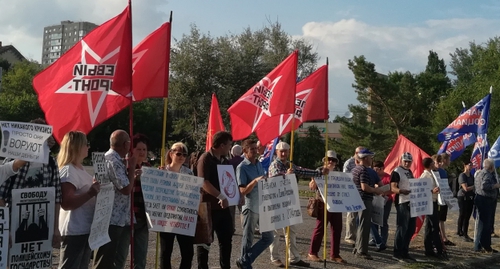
197,131,235,269
351,149,383,260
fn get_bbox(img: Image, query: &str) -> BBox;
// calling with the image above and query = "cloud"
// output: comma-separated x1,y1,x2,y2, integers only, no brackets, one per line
295,18,499,118
0,0,168,61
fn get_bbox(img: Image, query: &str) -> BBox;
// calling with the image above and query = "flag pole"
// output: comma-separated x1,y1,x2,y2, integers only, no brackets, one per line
127,1,135,268
155,11,173,269
322,58,329,269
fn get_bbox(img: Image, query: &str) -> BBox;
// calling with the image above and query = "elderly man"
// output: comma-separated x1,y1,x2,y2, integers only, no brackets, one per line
390,152,417,262
351,149,383,260
94,130,137,269
236,139,271,269
344,146,365,245
473,158,500,253
267,142,328,268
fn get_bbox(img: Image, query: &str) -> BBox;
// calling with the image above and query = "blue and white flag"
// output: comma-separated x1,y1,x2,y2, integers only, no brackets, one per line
437,107,476,161
487,135,500,168
437,94,491,142
260,137,279,174
471,133,490,172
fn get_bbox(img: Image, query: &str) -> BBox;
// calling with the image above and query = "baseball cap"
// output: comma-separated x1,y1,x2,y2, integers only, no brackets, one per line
357,149,375,158
276,141,290,150
402,152,413,162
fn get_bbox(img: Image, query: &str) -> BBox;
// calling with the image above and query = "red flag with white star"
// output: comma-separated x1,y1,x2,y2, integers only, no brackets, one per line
33,6,132,142
206,93,225,151
255,65,328,144
228,50,298,141
132,21,171,101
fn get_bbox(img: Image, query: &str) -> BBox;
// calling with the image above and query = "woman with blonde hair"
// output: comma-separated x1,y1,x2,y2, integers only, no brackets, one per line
57,131,100,269
160,142,195,269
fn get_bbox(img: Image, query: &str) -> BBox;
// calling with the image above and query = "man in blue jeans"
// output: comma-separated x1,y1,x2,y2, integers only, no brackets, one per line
236,139,273,269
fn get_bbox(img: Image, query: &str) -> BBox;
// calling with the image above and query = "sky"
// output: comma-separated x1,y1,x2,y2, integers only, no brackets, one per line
1,0,499,118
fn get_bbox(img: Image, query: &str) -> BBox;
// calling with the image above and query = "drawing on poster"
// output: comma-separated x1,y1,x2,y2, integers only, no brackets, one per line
217,165,240,206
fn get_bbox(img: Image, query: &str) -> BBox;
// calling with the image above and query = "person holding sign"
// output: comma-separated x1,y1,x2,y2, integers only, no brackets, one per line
390,152,417,263
267,141,328,268
159,142,195,269
57,131,100,268
235,139,271,269
196,131,235,269
343,146,364,246
434,153,455,247
456,161,475,242
94,130,137,269
131,133,151,269
307,150,345,264
0,118,62,248
351,149,384,260
369,161,392,251
473,158,500,253
420,157,446,260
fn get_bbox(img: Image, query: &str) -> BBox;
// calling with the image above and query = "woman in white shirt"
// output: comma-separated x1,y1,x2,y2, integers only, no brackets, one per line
57,131,100,269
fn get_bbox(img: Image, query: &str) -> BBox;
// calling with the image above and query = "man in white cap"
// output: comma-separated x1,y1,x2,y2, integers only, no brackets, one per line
390,152,417,262
267,141,329,268
344,146,365,245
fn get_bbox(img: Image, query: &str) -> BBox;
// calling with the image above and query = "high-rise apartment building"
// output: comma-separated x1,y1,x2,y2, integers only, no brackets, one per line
41,21,98,65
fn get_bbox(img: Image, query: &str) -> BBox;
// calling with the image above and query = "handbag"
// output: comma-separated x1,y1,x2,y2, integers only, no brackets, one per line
307,197,320,218
193,202,213,244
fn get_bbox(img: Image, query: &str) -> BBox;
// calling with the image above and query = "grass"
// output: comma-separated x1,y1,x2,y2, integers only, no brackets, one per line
403,261,447,269
299,190,315,198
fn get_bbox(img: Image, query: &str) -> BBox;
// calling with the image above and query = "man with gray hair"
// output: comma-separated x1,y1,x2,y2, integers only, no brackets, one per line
473,158,500,253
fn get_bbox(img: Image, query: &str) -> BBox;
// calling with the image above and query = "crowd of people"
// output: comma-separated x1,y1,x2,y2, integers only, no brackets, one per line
0,121,499,269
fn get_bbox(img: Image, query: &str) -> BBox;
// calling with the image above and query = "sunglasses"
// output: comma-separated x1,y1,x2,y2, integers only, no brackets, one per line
328,158,337,162
174,152,188,157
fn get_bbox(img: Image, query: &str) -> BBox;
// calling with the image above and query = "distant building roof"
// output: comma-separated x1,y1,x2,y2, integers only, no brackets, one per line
0,43,26,64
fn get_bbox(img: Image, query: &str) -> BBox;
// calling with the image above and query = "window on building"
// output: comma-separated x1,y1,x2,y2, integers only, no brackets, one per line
69,32,71,36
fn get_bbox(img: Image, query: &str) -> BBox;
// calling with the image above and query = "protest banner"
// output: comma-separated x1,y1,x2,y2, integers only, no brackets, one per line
141,167,203,236
88,183,115,250
313,172,365,212
258,174,302,232
0,207,8,269
217,165,240,206
92,152,110,184
372,195,385,226
409,178,433,217
432,171,459,210
0,121,52,164
10,187,55,269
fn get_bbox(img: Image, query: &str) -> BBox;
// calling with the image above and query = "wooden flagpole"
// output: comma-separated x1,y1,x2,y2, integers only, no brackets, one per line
323,57,329,268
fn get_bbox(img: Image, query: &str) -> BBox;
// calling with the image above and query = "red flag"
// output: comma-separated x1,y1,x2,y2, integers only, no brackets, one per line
228,51,298,141
383,135,430,239
255,65,328,144
206,93,225,151
33,6,132,142
132,22,171,101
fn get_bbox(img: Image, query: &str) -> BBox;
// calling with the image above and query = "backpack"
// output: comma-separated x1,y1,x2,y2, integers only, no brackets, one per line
190,151,204,176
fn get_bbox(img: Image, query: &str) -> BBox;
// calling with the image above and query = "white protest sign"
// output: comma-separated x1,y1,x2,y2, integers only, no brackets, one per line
409,178,433,217
217,165,240,206
314,172,365,212
141,167,203,236
10,187,55,269
432,171,458,210
0,121,52,164
372,195,385,226
0,207,9,269
258,174,303,232
92,152,109,184
88,183,115,250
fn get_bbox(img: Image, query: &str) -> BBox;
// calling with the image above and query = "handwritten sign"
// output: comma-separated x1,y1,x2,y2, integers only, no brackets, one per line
88,183,115,250
0,207,8,269
313,172,365,212
258,174,302,232
0,121,52,164
141,167,203,236
10,187,55,269
409,178,433,217
217,165,240,206
92,152,109,184
432,172,459,211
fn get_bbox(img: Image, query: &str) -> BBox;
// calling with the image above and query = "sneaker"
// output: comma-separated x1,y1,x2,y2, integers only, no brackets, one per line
271,260,285,268
392,255,406,262
376,244,387,252
236,260,246,269
355,252,373,260
463,235,473,242
402,254,417,262
444,240,456,246
492,233,499,238
306,254,322,262
290,260,310,267
484,248,499,254
330,256,347,264
345,239,355,245
368,239,376,246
